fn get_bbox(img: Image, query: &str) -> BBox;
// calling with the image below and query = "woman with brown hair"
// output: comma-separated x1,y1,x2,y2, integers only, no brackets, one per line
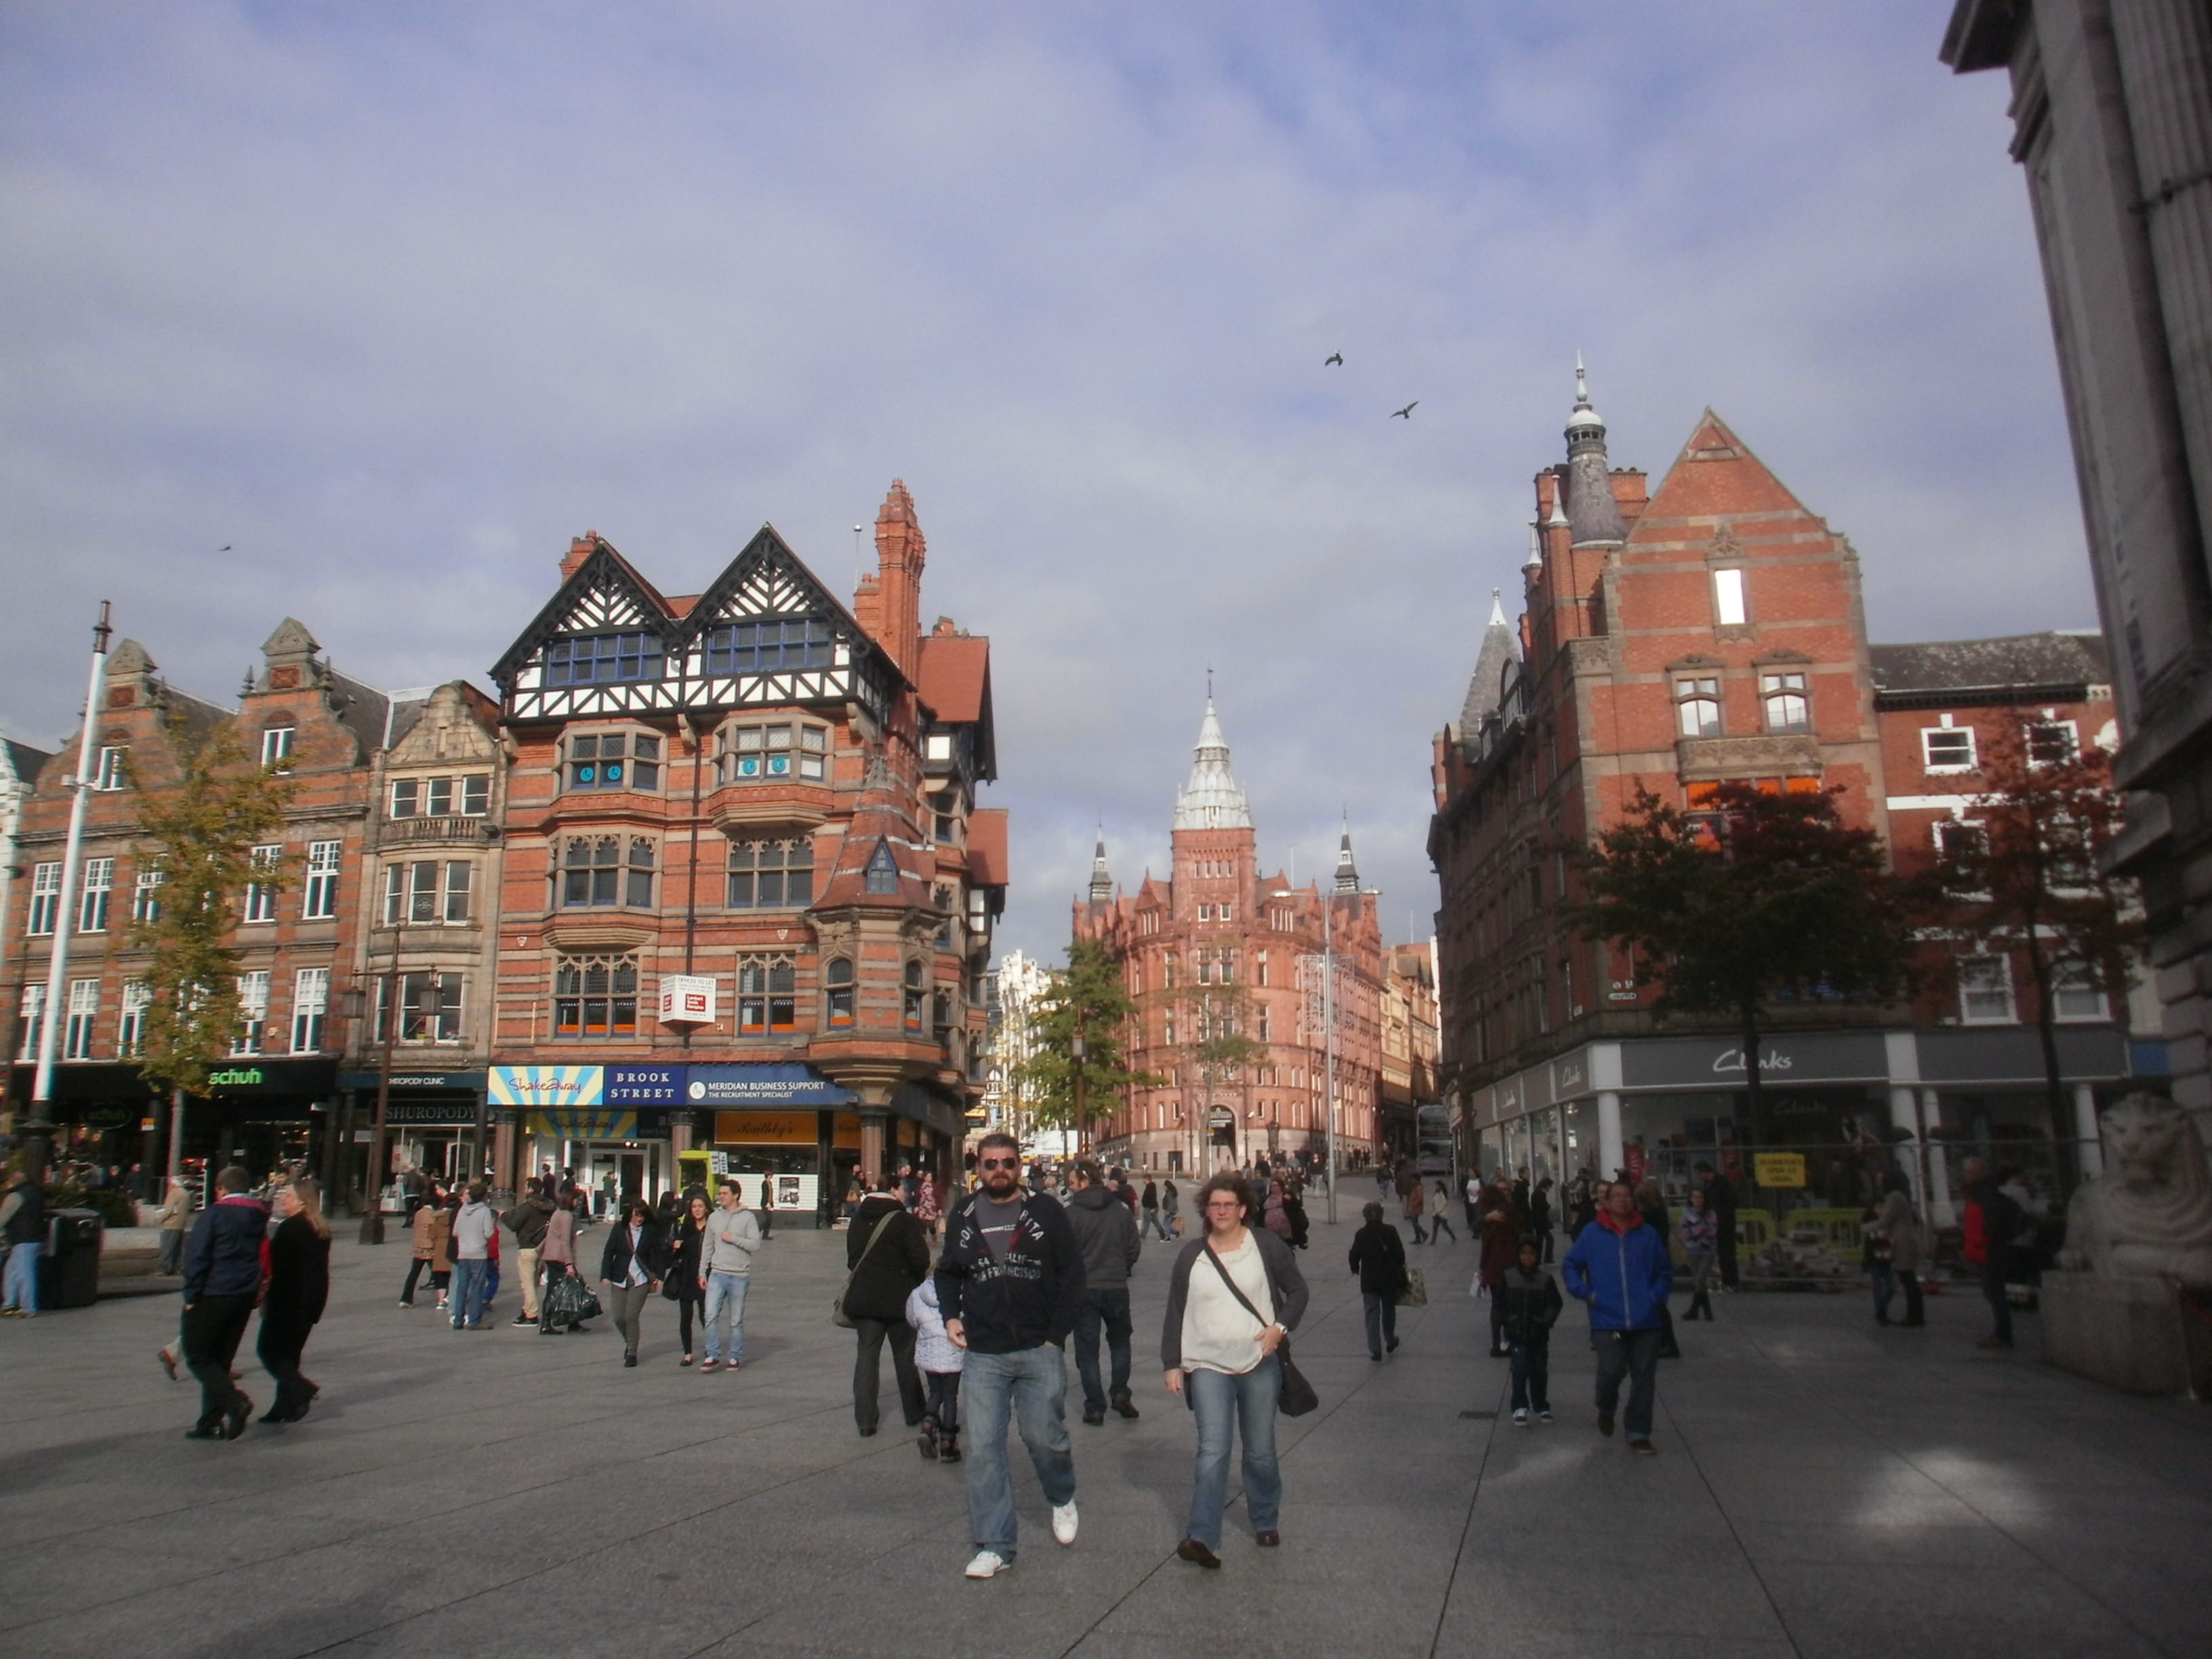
259,1178,332,1424
1160,1174,1309,1569
539,1188,586,1334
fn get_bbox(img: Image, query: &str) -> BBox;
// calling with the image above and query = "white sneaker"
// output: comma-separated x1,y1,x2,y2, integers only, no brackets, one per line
1512,1408,1530,1426
964,1550,1013,1579
1051,1501,1079,1546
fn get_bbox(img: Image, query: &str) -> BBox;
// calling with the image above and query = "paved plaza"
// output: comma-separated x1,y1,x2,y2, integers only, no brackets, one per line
1,1216,2208,1659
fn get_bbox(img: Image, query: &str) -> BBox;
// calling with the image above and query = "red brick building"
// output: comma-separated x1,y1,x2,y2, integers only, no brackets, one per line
1431,371,2142,1216
3,622,395,1181
485,483,1004,1219
1074,701,1387,1174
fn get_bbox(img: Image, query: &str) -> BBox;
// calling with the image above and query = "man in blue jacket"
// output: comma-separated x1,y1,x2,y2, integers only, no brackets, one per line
181,1166,269,1441
1561,1178,1672,1455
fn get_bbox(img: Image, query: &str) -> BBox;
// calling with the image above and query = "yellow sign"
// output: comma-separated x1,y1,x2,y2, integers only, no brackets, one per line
1753,1152,1807,1189
714,1111,817,1146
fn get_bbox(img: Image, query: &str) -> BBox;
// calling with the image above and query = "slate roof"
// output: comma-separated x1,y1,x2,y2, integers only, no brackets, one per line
1458,592,1522,735
1869,631,2110,703
3,736,52,787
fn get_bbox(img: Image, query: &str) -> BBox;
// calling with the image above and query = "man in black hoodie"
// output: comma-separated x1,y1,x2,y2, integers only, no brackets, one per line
1064,1160,1141,1425
935,1132,1087,1579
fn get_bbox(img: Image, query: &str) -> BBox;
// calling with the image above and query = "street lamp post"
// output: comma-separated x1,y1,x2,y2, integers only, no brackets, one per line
1273,885,1340,1226
1070,1028,1087,1156
341,927,403,1244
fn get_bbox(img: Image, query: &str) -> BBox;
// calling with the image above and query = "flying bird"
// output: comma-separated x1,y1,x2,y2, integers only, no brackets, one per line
1391,402,1417,419
1324,352,1343,366
219,544,232,551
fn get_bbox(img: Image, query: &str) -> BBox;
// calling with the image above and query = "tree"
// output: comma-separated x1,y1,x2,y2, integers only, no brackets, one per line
1178,979,1268,1165
1920,716,2142,1136
1572,783,1917,1146
1018,939,1159,1149
126,713,297,1172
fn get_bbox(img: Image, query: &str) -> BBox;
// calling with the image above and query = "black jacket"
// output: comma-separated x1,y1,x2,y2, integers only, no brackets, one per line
262,1214,330,1330
598,1218,669,1284
1496,1265,1563,1347
501,1193,554,1250
665,1214,708,1299
936,1189,1086,1353
183,1196,269,1303
844,1194,930,1323
1065,1184,1141,1290
1347,1219,1408,1296
1162,1230,1310,1370
1,1183,45,1247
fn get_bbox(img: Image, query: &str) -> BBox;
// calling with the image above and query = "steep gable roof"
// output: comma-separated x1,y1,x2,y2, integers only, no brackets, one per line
1631,409,1818,530
682,524,905,689
489,534,680,688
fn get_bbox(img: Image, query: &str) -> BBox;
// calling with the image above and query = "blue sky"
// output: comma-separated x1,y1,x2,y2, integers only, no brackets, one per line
0,3,2081,965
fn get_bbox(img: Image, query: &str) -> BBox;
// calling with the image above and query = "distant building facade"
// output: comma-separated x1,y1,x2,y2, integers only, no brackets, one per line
1943,1,2212,1136
1074,701,1389,1174
1429,373,2148,1210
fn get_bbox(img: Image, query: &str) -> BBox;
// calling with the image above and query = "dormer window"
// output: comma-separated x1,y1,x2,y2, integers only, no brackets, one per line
260,726,295,768
865,840,899,896
545,631,663,685
705,619,833,673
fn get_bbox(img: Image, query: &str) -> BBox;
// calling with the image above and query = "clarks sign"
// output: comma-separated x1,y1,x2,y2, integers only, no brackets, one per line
1619,1033,1888,1089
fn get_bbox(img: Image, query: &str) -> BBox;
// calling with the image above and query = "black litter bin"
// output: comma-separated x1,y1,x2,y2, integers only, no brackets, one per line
38,1209,103,1309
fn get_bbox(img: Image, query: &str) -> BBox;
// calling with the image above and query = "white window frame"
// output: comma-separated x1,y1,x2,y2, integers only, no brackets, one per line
1958,954,2016,1025
1921,726,1977,773
78,857,114,934
260,725,295,767
94,745,127,790
119,980,150,1058
16,983,45,1061
233,970,270,1054
28,861,61,935
2049,961,2107,1023
1713,567,1747,627
64,978,99,1061
242,845,283,924
291,967,329,1052
2027,720,2079,768
1675,677,1722,738
303,840,341,920
133,868,164,924
443,859,472,924
1759,672,1811,734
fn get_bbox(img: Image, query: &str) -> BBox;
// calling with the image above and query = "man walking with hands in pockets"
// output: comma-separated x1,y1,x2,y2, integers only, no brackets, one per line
935,1132,1087,1580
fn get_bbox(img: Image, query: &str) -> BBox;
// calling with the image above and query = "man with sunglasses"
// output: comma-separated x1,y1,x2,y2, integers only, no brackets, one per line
937,1132,1088,1580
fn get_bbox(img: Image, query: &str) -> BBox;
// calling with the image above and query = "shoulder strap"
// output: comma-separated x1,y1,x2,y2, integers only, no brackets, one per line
1203,1242,1275,1326
851,1207,899,1273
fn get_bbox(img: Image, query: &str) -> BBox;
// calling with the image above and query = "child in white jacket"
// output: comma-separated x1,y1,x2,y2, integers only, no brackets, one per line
905,1275,963,1463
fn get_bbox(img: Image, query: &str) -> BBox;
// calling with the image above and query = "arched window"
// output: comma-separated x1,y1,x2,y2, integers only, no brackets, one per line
562,836,621,906
825,957,855,1028
903,960,925,1033
626,838,655,907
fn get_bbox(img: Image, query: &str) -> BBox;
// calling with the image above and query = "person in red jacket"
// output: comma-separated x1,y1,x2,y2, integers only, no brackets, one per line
1961,1158,2023,1350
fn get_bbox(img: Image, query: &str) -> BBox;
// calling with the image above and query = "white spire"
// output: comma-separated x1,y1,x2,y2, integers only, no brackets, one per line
1523,520,1544,573
1566,350,1604,437
1487,586,1508,627
1174,697,1253,831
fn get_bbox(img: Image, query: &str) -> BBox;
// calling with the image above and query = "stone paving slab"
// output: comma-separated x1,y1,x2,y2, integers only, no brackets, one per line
0,1223,2207,1658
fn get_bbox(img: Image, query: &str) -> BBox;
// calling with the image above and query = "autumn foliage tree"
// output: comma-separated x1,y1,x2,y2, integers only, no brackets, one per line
1019,939,1159,1149
126,713,296,1170
1573,783,1918,1145
1917,716,2142,1134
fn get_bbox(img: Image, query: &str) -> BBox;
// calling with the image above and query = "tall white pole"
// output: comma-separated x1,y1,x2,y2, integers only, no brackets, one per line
1323,890,1337,1225
26,603,112,1176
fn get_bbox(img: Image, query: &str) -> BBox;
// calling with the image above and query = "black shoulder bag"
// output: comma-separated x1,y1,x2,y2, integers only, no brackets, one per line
832,1209,900,1329
1201,1243,1319,1417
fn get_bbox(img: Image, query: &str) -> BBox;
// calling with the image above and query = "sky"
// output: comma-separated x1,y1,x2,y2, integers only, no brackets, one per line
0,2,2085,968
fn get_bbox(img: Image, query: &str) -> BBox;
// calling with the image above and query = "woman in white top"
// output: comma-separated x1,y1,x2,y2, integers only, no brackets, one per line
1160,1173,1310,1569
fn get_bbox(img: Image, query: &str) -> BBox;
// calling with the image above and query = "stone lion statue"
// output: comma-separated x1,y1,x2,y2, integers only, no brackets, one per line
2058,1092,2212,1290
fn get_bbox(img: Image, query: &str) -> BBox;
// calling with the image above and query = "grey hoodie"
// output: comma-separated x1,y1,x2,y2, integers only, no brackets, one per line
1065,1183,1141,1291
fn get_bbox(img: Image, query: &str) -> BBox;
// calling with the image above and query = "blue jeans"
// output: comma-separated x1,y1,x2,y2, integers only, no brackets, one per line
1593,1327,1661,1439
962,1345,1076,1556
1185,1357,1282,1549
3,1240,40,1312
448,1258,489,1328
703,1273,750,1363
1072,1288,1132,1413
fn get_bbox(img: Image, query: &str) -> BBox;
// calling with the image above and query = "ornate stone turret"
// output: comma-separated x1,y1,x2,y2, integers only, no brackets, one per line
260,617,326,692
1088,831,1113,903
1563,355,1627,548
1334,822,1361,893
1174,699,1252,831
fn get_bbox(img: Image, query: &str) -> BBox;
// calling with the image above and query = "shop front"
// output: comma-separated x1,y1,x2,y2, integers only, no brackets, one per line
493,1064,682,1216
196,1060,338,1187
689,1063,859,1229
336,1069,487,1209
8,1063,157,1184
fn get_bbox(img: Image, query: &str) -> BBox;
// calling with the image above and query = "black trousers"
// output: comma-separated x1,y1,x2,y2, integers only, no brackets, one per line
183,1295,255,1429
257,1315,318,1418
852,1317,924,1432
924,1369,962,1434
1717,1215,1740,1289
400,1258,427,1303
676,1290,701,1354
